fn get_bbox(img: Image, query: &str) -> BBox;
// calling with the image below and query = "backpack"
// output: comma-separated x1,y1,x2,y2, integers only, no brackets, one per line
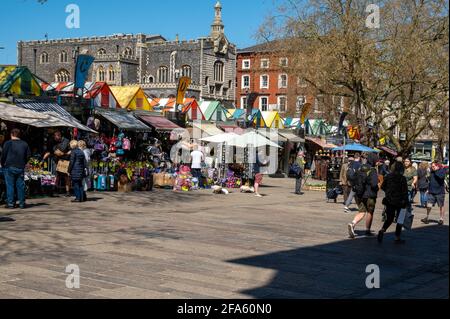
346,165,357,184
353,168,370,197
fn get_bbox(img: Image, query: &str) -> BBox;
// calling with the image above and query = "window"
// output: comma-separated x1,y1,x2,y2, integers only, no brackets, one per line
158,66,168,82
98,66,105,82
296,96,306,111
40,52,49,64
260,75,269,89
59,51,68,63
205,76,209,86
123,47,133,56
223,88,228,97
315,95,324,113
279,74,288,88
242,59,251,69
280,57,288,67
214,61,224,82
242,75,250,89
278,96,287,113
241,96,248,108
260,97,268,111
182,65,192,78
108,65,115,82
148,76,154,83
97,48,106,56
260,59,269,69
55,69,70,82
209,86,215,94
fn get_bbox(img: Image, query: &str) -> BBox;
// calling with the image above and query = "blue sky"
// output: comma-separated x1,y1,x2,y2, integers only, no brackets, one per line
0,0,277,64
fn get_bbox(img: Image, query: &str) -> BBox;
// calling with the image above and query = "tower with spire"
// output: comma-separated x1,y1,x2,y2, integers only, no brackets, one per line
211,1,224,39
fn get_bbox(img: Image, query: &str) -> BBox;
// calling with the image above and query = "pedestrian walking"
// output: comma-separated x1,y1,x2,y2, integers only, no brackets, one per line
417,161,430,208
68,140,87,203
343,153,362,213
422,161,447,226
377,161,409,244
294,151,305,195
403,158,418,212
78,140,91,202
347,153,379,238
339,157,351,204
0,129,31,209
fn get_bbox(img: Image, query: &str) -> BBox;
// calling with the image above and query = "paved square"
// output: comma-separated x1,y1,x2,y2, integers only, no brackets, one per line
0,178,448,299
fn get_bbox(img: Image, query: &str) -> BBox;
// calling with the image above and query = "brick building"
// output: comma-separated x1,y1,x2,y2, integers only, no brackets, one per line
17,1,236,104
236,42,349,122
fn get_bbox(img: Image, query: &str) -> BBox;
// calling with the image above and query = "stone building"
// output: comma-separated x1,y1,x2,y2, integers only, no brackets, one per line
17,1,236,104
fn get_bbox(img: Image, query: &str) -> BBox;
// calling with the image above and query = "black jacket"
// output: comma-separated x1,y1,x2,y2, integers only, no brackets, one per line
0,139,31,169
361,153,380,199
68,148,87,180
381,173,409,208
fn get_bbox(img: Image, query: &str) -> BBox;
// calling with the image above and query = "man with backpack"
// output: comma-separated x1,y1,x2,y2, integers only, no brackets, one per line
344,153,362,213
348,153,380,239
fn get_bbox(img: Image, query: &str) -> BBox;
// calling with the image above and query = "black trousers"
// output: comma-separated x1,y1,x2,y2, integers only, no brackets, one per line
295,177,302,194
382,205,403,237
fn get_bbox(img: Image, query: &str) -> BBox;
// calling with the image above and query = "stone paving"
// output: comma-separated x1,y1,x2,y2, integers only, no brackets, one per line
0,178,448,299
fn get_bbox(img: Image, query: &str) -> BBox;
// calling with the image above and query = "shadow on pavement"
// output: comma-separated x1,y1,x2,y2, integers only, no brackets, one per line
229,225,449,299
0,216,15,223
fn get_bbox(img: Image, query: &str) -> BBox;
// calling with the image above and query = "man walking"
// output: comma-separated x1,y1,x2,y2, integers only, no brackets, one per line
340,156,352,205
0,129,31,209
422,161,447,226
347,153,379,238
344,153,362,213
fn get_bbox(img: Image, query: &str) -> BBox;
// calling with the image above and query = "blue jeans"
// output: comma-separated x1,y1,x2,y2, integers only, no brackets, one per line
419,189,428,207
4,167,26,208
72,179,83,201
407,189,416,213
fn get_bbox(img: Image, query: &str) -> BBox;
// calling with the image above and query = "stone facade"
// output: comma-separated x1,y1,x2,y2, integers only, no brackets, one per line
17,1,236,103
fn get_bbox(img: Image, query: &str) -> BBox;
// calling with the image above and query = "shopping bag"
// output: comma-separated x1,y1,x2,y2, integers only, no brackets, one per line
56,160,70,174
403,210,415,230
397,208,414,230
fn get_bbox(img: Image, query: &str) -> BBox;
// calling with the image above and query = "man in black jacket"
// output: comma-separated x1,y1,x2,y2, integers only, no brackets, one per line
0,129,31,209
348,153,380,238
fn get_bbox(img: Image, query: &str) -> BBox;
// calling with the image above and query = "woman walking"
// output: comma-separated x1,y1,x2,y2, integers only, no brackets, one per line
78,140,91,202
417,161,429,208
377,161,409,244
68,140,87,203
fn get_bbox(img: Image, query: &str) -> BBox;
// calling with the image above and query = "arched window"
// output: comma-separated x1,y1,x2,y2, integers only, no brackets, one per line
214,61,224,82
97,48,106,56
148,76,154,83
40,52,49,64
98,66,105,82
123,47,133,56
108,65,115,82
158,66,168,83
59,51,68,63
181,65,192,78
55,69,70,82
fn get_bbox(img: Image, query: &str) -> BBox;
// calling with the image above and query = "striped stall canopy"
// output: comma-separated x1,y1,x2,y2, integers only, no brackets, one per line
0,66,43,96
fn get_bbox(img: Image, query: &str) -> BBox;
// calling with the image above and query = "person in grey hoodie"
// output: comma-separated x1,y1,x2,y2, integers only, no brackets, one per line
348,153,380,238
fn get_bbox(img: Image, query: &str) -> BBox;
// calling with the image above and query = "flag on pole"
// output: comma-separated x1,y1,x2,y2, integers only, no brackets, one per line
177,77,191,105
300,103,312,125
74,54,95,90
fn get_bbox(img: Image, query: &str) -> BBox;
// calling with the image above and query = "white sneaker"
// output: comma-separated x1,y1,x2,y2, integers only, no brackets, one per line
344,206,349,213
255,193,263,198
348,223,356,239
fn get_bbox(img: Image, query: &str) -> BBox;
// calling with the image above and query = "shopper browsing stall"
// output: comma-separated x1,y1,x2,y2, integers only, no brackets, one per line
190,145,205,188
1,129,31,209
68,140,87,203
44,131,71,197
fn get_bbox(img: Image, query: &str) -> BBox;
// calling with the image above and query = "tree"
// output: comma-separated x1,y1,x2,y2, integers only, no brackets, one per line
258,0,449,156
